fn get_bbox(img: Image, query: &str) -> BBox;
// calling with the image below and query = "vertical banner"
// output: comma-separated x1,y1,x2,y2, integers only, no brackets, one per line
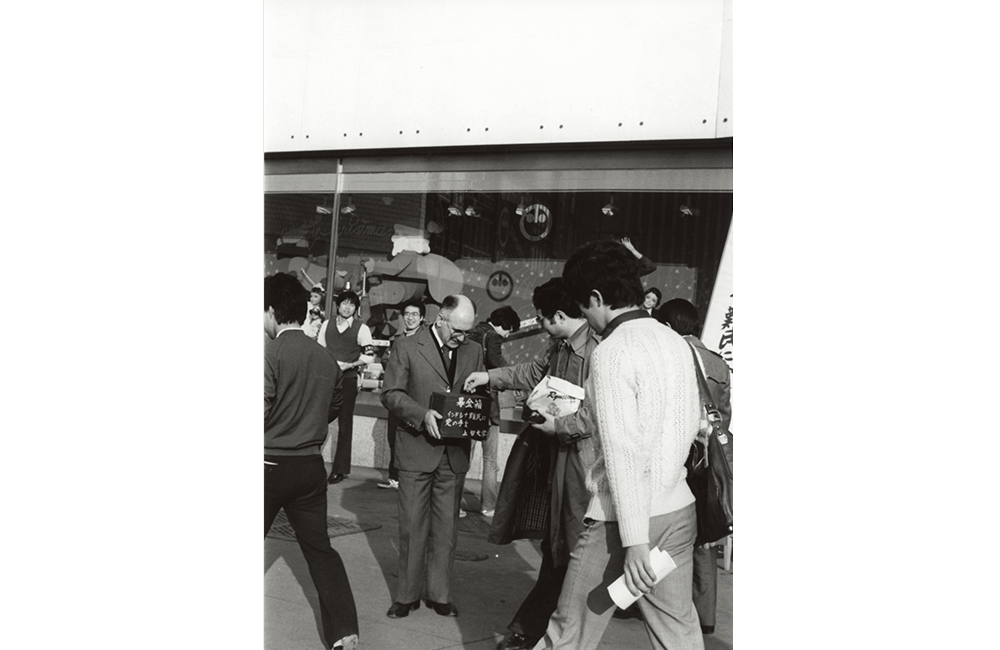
701,220,733,373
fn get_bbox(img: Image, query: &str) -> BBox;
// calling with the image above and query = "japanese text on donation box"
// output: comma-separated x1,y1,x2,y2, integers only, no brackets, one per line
430,392,492,440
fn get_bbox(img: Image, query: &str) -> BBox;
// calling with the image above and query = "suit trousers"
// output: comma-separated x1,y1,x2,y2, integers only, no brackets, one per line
385,413,400,481
508,532,568,640
395,453,466,604
264,455,358,647
331,375,358,474
536,504,703,650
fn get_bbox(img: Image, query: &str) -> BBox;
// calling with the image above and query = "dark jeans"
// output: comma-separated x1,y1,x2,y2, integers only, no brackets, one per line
331,374,358,474
385,413,399,481
692,544,717,628
508,534,568,640
265,455,358,646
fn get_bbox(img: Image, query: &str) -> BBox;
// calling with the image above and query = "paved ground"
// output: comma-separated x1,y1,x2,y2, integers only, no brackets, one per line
265,466,733,650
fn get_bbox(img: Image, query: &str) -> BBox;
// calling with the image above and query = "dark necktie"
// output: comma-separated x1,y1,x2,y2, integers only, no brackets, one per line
439,344,456,388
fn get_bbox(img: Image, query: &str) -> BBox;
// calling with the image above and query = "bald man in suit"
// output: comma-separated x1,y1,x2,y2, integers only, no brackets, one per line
380,295,486,619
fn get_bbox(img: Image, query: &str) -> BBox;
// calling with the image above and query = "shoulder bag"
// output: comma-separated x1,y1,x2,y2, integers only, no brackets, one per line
684,341,733,546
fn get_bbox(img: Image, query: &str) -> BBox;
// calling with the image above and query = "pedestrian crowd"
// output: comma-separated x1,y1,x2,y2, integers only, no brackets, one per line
264,238,732,650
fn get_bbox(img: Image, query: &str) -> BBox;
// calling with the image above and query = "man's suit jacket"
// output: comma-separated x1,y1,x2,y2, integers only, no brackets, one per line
380,325,486,473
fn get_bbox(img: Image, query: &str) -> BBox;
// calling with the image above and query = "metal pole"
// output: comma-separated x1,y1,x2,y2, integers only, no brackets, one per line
324,158,344,318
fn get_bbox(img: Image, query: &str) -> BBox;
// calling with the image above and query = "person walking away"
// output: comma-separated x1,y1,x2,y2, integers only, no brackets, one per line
264,272,359,650
533,240,704,650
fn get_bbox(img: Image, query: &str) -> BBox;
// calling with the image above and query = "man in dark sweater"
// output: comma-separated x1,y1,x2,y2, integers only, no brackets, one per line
264,272,359,650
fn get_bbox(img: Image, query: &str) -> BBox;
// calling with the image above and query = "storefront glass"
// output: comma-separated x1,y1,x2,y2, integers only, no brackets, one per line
265,189,731,396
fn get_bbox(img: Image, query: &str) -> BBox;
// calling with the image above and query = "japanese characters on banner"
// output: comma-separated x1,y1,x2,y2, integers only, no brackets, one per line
702,221,733,373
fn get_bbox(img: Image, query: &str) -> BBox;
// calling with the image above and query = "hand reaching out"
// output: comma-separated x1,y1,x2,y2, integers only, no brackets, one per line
463,371,489,392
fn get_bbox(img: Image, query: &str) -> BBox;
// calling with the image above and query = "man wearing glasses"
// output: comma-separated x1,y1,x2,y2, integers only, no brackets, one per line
378,299,428,490
380,295,486,619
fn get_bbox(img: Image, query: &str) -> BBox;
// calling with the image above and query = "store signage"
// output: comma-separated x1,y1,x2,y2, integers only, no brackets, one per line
339,214,395,239
519,204,552,241
487,270,514,301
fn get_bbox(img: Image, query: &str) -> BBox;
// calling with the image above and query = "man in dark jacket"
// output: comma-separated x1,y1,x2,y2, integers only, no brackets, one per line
264,272,359,650
658,298,732,636
464,280,597,650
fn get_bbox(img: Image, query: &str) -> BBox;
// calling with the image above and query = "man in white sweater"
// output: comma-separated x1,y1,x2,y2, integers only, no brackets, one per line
533,240,704,650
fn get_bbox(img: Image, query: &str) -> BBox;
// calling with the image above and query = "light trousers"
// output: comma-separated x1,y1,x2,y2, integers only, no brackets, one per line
534,503,703,650
473,424,500,512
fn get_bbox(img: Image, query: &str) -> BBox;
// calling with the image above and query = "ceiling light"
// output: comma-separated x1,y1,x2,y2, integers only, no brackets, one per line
602,194,617,216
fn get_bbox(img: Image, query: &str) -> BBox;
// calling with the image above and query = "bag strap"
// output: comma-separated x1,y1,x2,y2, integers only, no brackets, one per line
686,339,717,412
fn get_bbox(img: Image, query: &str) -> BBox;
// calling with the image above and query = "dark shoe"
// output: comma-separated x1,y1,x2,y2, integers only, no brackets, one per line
424,599,458,617
701,625,715,635
386,601,420,618
497,632,540,650
612,604,642,620
327,473,347,484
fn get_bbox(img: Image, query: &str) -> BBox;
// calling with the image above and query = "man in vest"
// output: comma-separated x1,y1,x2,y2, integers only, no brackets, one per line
318,290,374,484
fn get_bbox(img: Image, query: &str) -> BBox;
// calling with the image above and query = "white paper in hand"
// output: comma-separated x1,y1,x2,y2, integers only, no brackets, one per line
525,376,586,418
607,547,678,609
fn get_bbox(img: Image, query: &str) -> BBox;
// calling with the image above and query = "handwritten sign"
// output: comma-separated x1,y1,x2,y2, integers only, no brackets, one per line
429,392,492,440
703,223,733,374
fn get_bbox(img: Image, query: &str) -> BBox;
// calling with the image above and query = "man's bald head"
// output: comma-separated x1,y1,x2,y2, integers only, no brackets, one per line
435,295,477,348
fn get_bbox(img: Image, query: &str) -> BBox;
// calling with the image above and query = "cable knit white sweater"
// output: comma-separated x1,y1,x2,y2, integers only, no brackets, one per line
582,317,700,547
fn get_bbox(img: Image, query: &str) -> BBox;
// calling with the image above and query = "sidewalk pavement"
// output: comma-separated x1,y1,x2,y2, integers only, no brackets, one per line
265,466,733,650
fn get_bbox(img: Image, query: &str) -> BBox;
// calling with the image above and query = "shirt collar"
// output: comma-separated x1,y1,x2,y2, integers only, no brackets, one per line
276,327,303,338
430,324,447,348
600,308,652,340
566,321,596,355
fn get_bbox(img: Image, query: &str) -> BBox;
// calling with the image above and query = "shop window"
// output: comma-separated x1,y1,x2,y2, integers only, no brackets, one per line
265,190,732,393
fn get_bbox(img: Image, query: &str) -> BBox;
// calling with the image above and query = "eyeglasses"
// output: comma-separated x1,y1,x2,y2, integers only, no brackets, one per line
441,317,470,338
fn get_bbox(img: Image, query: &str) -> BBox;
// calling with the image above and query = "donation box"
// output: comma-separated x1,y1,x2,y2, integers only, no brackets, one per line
429,392,492,441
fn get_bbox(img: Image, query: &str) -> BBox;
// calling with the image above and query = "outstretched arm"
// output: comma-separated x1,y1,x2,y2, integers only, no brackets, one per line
619,237,656,277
